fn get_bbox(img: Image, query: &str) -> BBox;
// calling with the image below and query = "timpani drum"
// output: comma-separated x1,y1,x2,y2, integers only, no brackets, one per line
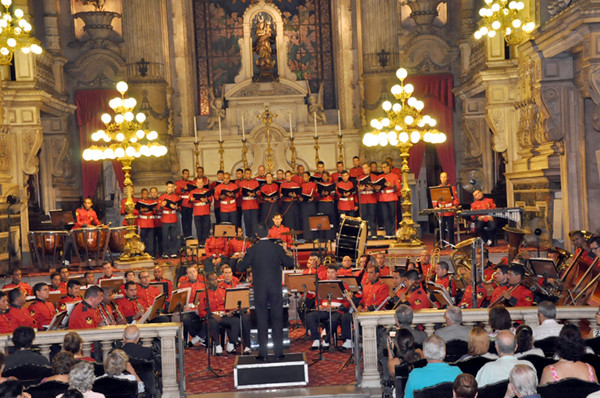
28,230,68,270
336,215,367,261
108,226,140,253
71,227,110,267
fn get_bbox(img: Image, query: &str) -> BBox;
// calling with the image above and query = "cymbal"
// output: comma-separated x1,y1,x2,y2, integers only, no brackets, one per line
455,237,476,249
502,226,529,235
281,230,303,236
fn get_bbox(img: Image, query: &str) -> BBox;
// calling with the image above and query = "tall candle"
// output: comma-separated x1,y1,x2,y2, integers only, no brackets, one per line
289,113,293,139
194,116,198,142
241,115,245,140
314,112,317,138
218,117,222,141
338,109,342,136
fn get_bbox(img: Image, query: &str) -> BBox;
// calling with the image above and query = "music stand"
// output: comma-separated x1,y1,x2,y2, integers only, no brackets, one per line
527,258,560,279
339,276,360,293
48,291,63,307
168,288,190,313
214,224,236,238
47,310,68,331
287,274,317,293
380,276,395,292
99,278,125,292
138,294,166,324
309,215,331,257
427,282,452,308
49,210,75,229
149,281,169,297
225,288,250,354
428,185,455,249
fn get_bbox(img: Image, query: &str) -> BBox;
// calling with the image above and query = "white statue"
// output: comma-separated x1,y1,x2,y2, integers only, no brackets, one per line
308,82,327,125
207,88,226,130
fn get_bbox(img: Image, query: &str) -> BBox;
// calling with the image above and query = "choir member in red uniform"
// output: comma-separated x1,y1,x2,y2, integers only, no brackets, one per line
149,186,163,257
6,288,35,328
234,168,244,227
331,161,344,183
158,181,181,258
337,255,355,276
268,213,293,248
255,165,267,186
28,283,56,330
314,161,325,179
211,170,225,224
58,266,69,291
58,280,82,312
470,188,497,246
74,198,101,229
398,270,431,310
490,265,510,306
292,165,305,185
374,252,392,276
348,156,364,179
259,173,280,228
189,178,212,246
384,157,402,176
68,286,105,329
337,171,358,218
306,265,351,349
357,163,378,239
194,166,210,189
218,265,240,289
239,168,260,237
115,282,146,322
152,265,173,299
316,171,337,241
496,265,533,307
136,188,158,255
432,171,459,247
137,270,161,309
0,291,16,333
3,269,32,296
379,161,401,238
279,171,301,232
175,168,194,239
214,172,239,227
299,171,318,241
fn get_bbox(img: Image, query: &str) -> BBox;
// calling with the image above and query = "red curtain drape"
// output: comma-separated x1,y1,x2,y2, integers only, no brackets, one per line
75,90,125,199
404,74,456,184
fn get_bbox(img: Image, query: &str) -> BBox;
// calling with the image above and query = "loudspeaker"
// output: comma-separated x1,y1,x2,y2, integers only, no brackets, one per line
234,353,308,389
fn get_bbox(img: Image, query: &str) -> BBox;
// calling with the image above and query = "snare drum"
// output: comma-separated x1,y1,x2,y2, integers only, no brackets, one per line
28,231,68,270
108,226,140,253
71,227,109,267
336,215,367,261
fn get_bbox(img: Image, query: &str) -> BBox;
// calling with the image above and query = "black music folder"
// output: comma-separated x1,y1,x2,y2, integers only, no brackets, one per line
192,189,214,200
134,202,158,212
164,198,182,208
242,187,258,197
281,187,301,198
301,188,315,201
338,186,357,196
316,182,335,197
220,187,239,197
185,183,197,192
255,177,267,187
310,175,322,183
262,190,279,199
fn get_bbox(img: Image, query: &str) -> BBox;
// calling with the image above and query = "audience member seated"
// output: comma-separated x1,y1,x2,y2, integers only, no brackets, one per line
458,327,498,361
533,301,563,341
41,351,76,384
514,325,544,358
403,335,462,398
387,328,423,378
504,364,540,398
489,306,513,340
120,325,153,362
60,390,84,398
100,349,144,394
0,379,29,398
63,332,95,363
475,330,535,387
4,326,50,371
540,324,598,385
434,306,470,342
452,373,478,398
59,361,105,398
395,305,427,345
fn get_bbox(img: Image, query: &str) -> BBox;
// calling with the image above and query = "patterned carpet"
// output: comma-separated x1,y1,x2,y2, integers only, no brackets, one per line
184,325,357,395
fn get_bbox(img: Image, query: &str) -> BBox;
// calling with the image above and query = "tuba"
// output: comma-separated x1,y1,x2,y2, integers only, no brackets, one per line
552,247,572,275
450,238,475,289
503,226,528,262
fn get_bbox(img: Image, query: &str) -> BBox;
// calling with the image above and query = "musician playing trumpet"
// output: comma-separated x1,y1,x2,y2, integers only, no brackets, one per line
494,265,533,307
470,189,497,246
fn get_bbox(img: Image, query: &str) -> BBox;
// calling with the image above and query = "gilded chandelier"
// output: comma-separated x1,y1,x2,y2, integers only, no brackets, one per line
0,0,42,65
474,0,535,45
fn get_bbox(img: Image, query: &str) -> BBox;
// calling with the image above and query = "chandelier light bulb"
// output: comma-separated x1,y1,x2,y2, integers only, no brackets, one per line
523,22,535,32
104,148,115,159
382,118,390,127
362,134,371,147
485,0,493,4
492,21,501,30
125,146,136,157
1,0,11,7
439,133,447,143
480,26,489,35
506,27,512,35
391,84,402,95
417,120,426,128
115,147,125,158
6,38,15,47
116,81,128,94
116,132,125,142
14,8,22,18
23,23,31,32
114,114,124,124
407,97,417,108
491,3,500,12
0,47,8,55
396,68,408,80
140,145,151,157
429,118,437,127
82,149,92,161
516,1,525,10
136,129,145,139
91,132,99,142
404,84,414,94
479,8,487,17
124,111,134,122
21,47,30,54
512,19,522,28
474,30,483,40
378,132,388,146
410,131,421,144
399,132,409,143
509,1,517,8
423,132,432,143
103,135,110,143
488,30,497,38
147,131,158,140
392,103,402,112
405,115,414,125
124,98,137,109
382,101,392,111
395,125,402,130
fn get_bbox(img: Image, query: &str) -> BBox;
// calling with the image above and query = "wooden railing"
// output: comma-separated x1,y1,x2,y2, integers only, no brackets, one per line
1,323,185,398
354,306,599,388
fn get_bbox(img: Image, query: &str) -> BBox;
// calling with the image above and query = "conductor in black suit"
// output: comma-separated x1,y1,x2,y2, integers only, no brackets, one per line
238,223,294,360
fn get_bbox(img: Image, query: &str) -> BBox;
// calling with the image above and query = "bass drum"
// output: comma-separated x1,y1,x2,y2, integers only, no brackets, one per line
28,231,68,270
336,215,367,261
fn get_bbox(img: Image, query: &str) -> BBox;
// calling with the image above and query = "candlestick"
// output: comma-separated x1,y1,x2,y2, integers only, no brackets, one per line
289,113,293,139
314,112,317,137
338,133,344,163
258,106,277,174
242,138,248,170
218,117,222,141
218,139,224,171
337,109,342,136
314,136,320,168
241,115,245,141
194,116,198,143
290,136,297,171
194,141,200,170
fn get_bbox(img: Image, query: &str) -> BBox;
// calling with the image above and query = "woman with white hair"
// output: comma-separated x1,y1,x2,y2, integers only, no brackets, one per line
57,361,104,398
504,364,539,398
99,349,144,394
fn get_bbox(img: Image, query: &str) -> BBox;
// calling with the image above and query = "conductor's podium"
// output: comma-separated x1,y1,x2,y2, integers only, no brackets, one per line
234,353,308,389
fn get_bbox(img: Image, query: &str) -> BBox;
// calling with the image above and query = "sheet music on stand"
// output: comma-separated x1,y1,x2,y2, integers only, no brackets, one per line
287,274,317,293
168,288,191,313
224,287,250,311
316,280,345,301
339,276,361,293
427,282,454,307
428,185,454,207
47,310,68,331
137,293,167,324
